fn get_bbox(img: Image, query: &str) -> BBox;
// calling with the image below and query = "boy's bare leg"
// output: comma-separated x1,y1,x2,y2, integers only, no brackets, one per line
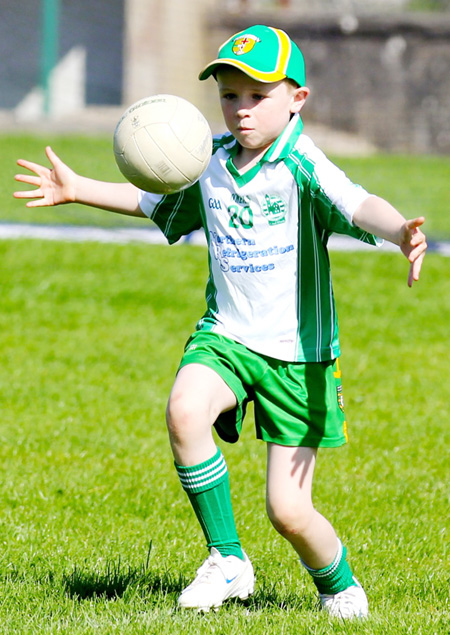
266,443,368,617
167,363,254,609
266,444,338,568
166,363,237,465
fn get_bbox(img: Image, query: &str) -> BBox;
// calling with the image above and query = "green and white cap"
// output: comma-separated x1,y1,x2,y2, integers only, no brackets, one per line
199,24,305,86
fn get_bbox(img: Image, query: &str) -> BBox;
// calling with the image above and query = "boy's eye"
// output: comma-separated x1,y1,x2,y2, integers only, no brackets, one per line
221,93,237,100
252,94,266,101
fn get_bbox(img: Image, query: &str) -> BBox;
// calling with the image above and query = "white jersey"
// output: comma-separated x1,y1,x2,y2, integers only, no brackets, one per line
138,114,378,362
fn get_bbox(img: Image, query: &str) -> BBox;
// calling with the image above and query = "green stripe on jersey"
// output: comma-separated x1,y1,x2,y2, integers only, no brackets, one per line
151,183,204,244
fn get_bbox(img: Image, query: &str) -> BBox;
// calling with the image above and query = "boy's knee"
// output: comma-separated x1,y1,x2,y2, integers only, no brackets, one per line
166,390,199,431
166,387,215,441
266,499,315,539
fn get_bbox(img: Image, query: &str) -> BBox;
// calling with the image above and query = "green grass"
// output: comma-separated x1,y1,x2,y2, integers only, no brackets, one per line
4,133,450,240
407,0,450,11
1,132,449,631
0,237,449,634
4,134,145,228
334,154,450,241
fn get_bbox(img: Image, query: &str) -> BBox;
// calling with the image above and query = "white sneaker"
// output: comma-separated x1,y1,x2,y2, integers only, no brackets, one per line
178,547,255,611
320,579,369,619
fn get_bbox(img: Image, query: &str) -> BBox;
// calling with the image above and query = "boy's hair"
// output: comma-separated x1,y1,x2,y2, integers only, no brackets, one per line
199,24,306,87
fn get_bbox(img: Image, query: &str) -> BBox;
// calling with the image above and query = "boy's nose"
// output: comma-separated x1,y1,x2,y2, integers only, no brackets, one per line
236,99,251,116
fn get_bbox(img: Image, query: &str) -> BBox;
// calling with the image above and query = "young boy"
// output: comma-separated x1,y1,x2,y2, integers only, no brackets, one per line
15,25,426,619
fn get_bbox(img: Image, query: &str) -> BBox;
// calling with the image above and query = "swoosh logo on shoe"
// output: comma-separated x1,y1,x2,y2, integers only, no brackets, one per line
226,575,238,584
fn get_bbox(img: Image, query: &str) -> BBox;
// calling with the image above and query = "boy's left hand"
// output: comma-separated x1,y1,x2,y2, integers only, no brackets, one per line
399,217,427,287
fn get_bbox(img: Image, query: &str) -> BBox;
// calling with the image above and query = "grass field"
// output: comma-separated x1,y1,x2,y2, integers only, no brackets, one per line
1,135,449,633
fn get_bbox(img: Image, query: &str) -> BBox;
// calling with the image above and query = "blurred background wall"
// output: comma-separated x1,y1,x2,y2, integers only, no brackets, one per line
1,0,450,153
1,0,124,111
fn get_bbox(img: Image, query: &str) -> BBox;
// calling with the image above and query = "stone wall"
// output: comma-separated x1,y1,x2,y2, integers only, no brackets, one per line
201,12,450,154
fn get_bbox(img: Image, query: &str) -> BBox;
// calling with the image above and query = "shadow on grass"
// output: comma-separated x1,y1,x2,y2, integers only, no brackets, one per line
61,542,312,611
63,570,311,613
62,541,184,601
245,579,313,613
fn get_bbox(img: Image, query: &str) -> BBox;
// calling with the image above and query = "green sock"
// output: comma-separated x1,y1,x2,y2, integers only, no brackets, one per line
302,539,358,595
175,448,244,560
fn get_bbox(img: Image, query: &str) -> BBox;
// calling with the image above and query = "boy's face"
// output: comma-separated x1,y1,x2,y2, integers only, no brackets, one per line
216,67,309,159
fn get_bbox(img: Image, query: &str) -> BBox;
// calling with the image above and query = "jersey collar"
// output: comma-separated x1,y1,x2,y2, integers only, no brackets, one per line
262,113,304,163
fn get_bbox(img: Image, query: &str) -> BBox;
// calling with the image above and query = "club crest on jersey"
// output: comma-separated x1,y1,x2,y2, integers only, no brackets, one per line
232,34,261,55
262,194,287,225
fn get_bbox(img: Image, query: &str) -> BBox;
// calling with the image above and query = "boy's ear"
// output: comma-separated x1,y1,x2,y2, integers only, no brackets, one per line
290,86,310,114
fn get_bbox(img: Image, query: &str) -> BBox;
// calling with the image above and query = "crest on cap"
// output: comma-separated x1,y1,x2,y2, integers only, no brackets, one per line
232,34,261,56
198,24,306,87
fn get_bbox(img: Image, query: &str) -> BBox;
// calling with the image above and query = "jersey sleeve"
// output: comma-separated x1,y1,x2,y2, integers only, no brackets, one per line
137,183,204,244
295,137,381,246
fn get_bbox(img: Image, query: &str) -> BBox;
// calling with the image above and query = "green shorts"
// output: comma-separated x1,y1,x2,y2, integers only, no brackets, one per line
178,331,348,448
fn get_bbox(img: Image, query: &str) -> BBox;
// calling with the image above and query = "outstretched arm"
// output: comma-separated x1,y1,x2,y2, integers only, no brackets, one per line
353,195,427,287
14,146,145,217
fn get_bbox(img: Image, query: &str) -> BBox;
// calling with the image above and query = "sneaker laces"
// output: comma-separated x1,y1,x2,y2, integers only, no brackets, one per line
188,551,230,587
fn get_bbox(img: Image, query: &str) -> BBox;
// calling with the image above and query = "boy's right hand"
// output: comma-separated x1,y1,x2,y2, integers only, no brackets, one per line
14,146,77,207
